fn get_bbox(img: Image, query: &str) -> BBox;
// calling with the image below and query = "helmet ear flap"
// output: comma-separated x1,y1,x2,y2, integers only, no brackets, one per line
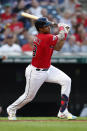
35,21,45,31
35,21,41,31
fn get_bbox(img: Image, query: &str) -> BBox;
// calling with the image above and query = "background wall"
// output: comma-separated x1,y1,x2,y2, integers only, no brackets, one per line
0,62,87,117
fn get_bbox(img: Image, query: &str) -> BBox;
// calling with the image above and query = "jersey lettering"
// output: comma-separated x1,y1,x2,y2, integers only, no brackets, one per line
53,36,57,41
34,37,41,45
33,44,37,57
32,34,58,68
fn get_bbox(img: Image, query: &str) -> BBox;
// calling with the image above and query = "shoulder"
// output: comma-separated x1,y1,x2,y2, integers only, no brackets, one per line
0,44,8,48
0,44,9,52
41,34,53,39
47,34,58,41
37,34,58,41
13,44,21,48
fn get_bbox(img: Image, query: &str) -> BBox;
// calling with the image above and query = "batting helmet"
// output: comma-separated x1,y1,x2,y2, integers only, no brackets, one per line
35,17,51,31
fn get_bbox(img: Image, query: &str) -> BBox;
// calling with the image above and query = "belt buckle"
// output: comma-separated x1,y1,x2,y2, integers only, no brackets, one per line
36,68,48,71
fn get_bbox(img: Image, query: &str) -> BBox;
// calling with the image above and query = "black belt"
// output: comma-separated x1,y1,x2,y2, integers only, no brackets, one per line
36,68,48,71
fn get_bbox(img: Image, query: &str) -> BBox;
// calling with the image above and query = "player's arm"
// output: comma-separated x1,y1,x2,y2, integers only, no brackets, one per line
54,24,70,51
54,39,65,51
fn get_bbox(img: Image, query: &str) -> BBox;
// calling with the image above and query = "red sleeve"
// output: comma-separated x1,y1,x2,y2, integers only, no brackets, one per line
49,34,58,46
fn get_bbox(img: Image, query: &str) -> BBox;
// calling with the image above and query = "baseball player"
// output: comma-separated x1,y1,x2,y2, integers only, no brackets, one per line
7,17,77,120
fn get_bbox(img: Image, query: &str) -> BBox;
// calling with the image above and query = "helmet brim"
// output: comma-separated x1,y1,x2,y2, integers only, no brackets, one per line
44,21,51,27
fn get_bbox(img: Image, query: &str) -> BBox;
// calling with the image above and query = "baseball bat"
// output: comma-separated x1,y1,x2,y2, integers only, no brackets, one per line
21,12,57,26
21,12,39,20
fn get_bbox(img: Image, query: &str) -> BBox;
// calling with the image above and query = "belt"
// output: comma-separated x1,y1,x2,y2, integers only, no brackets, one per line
36,68,48,71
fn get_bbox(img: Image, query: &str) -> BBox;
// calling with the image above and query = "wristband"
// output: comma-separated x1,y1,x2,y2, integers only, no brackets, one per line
64,33,68,40
59,26,64,31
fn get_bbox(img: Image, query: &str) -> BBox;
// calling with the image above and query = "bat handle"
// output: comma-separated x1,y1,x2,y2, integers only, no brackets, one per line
51,22,58,26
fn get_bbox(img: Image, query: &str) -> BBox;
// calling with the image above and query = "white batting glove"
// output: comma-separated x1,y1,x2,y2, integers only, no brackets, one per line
58,30,65,40
58,23,70,33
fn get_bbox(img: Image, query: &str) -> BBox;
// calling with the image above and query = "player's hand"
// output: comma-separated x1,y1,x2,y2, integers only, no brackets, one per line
58,23,70,33
51,22,58,26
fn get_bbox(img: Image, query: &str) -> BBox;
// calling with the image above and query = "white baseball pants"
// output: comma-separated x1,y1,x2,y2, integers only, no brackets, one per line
7,64,71,112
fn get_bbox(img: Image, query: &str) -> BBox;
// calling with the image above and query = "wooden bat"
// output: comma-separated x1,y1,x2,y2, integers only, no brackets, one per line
21,12,57,26
21,12,39,20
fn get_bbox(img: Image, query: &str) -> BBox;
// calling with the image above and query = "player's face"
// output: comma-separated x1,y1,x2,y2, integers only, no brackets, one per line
40,25,51,34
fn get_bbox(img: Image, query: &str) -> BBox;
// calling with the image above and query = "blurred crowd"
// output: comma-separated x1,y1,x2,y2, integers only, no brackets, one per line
0,0,87,54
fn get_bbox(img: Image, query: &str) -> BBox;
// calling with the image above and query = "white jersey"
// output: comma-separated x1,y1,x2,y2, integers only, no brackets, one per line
30,7,42,17
0,43,22,53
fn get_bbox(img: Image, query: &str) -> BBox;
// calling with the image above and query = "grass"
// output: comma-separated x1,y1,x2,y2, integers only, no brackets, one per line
0,117,87,131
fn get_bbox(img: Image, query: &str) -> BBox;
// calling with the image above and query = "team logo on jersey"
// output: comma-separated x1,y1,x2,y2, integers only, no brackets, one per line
34,37,41,45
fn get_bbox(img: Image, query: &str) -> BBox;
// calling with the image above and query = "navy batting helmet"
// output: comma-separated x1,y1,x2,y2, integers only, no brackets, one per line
35,17,51,31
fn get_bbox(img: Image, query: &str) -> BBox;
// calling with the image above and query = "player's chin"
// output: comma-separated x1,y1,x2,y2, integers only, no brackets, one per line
48,28,51,33
45,30,50,34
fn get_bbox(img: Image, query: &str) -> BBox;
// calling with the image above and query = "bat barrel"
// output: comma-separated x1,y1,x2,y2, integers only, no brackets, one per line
21,12,39,20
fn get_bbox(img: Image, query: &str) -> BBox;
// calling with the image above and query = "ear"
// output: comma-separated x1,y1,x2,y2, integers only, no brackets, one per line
39,28,44,32
39,27,44,32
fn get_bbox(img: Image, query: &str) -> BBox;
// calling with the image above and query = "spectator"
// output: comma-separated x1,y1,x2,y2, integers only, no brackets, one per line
52,26,59,35
41,8,57,23
28,20,38,35
18,5,31,30
64,0,79,13
22,35,34,52
60,9,72,27
0,1,3,14
8,13,24,35
47,14,54,22
0,0,86,54
75,3,82,13
12,0,26,14
61,35,80,52
73,4,83,25
38,0,49,6
73,24,86,45
70,16,77,33
56,0,80,14
81,11,87,30
39,0,57,6
56,0,65,13
0,24,5,45
75,11,83,25
1,3,13,25
0,16,5,28
80,30,87,52
69,35,81,52
41,8,48,18
30,0,43,17
0,34,22,53
12,0,30,22
17,28,29,46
